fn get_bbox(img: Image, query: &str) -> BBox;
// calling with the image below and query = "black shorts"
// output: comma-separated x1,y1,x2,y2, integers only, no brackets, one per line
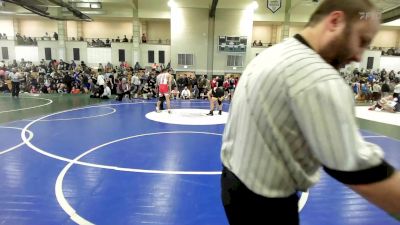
395,103,400,112
212,87,224,98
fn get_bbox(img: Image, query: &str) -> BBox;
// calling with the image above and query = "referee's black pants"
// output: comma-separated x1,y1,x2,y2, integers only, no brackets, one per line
221,166,299,225
11,81,20,97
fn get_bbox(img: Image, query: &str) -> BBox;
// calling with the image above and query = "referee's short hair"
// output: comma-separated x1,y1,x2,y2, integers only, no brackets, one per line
307,0,377,27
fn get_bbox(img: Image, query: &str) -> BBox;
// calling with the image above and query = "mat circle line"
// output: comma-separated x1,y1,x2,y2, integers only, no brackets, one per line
0,126,34,155
54,131,308,225
0,96,53,114
21,103,221,174
24,106,117,122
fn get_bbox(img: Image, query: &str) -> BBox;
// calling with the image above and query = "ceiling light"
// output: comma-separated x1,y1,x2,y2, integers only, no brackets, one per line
252,1,259,10
90,3,101,9
168,0,177,8
247,1,259,10
0,10,13,14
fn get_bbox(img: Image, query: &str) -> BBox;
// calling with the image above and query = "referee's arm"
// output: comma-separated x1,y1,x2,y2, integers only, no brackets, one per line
290,79,400,218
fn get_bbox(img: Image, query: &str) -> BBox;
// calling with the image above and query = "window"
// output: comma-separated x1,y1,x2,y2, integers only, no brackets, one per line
227,55,244,67
178,54,194,65
159,51,165,64
367,57,374,69
73,48,80,60
148,50,154,63
119,49,125,62
45,48,52,60
1,47,9,60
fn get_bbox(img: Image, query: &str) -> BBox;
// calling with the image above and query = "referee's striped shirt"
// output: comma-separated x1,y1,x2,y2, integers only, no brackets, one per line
220,35,388,198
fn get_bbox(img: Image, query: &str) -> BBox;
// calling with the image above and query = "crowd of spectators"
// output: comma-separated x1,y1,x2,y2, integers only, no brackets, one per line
3,58,398,112
0,33,8,40
88,35,133,47
15,33,38,46
0,32,169,47
13,32,59,46
0,58,240,103
368,46,400,56
342,68,400,113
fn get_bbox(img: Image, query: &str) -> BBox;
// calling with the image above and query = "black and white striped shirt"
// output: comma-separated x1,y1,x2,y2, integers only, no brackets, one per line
220,35,386,197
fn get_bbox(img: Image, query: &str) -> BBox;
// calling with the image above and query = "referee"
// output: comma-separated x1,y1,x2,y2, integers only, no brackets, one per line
220,0,400,224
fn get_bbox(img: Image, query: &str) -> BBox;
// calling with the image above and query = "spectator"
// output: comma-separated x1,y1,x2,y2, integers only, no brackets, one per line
181,86,191,99
53,32,58,41
171,87,180,99
142,33,147,43
123,35,128,42
101,85,111,99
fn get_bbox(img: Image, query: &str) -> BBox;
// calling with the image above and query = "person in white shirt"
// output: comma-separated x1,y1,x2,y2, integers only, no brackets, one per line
101,85,111,99
181,86,191,99
131,73,141,98
97,73,105,96
9,68,21,97
393,78,400,98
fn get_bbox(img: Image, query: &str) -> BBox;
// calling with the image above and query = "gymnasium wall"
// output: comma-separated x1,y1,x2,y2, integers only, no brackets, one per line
67,21,78,39
82,20,133,39
0,18,14,37
371,29,399,48
252,24,272,44
361,50,381,72
15,46,38,63
138,0,170,19
288,26,304,38
170,7,209,74
87,47,112,65
380,56,400,72
213,8,254,75
0,40,15,61
18,19,57,38
65,41,88,64
140,44,171,67
147,20,170,42
37,40,59,62
111,42,133,66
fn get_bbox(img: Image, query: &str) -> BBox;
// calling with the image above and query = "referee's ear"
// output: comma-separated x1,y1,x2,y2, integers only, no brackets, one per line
324,11,346,34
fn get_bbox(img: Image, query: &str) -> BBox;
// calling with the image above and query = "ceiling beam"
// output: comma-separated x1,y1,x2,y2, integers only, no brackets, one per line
381,5,400,23
132,0,138,9
209,0,218,18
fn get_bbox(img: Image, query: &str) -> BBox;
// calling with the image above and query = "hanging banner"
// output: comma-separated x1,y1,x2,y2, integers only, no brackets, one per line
267,0,282,13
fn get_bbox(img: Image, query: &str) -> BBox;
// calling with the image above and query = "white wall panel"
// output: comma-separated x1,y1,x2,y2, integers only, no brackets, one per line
380,56,400,72
15,46,39,63
87,47,112,66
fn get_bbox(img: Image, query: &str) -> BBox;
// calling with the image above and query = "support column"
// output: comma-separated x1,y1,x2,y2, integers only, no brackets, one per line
271,25,278,44
396,30,400,49
13,18,20,37
281,0,291,41
77,21,83,40
206,16,215,79
132,9,140,66
141,21,147,40
57,21,67,60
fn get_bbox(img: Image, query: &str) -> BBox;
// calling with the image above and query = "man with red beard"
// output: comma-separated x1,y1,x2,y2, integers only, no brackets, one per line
220,0,400,224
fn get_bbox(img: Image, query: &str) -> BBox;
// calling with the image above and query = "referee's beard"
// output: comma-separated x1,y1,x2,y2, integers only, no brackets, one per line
320,25,353,70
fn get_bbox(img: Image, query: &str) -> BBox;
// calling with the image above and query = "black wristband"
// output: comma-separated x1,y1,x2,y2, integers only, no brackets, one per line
323,160,395,184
